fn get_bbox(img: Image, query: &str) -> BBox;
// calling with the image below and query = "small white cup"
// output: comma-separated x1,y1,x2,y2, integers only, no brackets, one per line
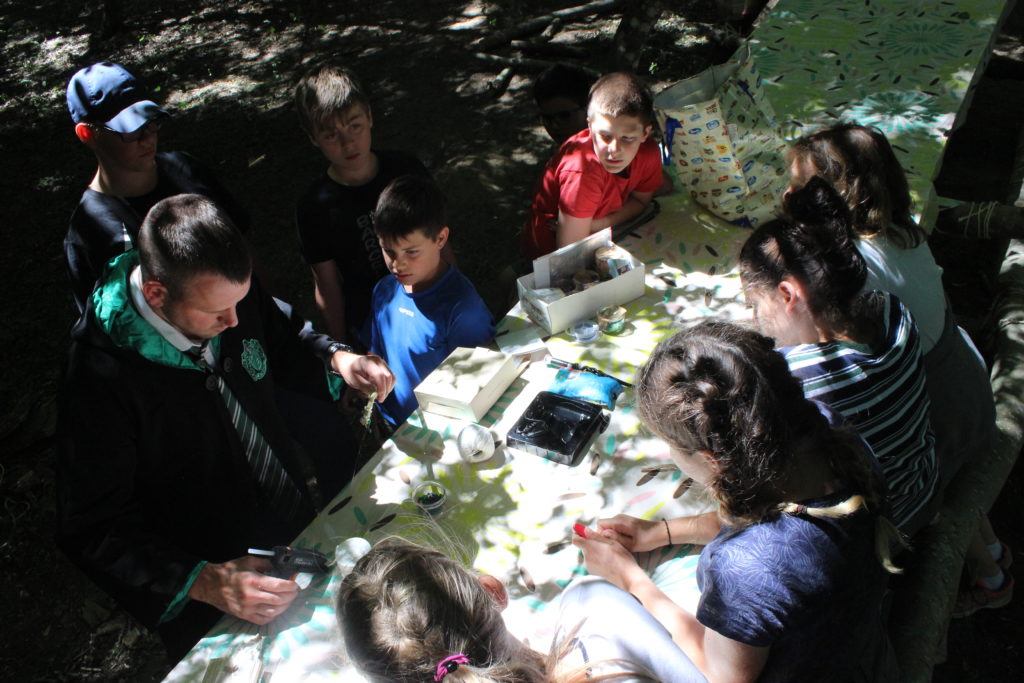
457,423,496,463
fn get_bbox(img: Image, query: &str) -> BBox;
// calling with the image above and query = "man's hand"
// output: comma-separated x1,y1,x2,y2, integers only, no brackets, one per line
596,514,665,552
331,351,395,401
571,523,647,593
187,556,298,625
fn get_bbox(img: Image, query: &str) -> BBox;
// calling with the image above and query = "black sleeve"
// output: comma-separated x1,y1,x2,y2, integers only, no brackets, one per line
250,275,339,398
55,351,204,629
65,196,138,314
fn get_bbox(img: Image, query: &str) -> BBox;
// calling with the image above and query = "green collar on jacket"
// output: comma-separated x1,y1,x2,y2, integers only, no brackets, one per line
91,251,220,371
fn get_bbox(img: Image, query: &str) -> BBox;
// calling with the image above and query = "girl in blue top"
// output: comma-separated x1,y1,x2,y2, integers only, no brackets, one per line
575,320,900,683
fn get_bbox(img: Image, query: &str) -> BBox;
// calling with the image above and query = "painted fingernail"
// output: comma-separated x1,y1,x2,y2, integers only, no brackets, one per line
572,523,588,538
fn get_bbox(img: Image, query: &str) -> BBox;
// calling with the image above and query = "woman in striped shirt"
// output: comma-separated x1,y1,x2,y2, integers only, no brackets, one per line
739,177,938,534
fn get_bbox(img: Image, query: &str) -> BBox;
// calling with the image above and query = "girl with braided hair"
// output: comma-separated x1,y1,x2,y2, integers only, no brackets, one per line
574,320,899,682
338,537,706,683
739,176,938,534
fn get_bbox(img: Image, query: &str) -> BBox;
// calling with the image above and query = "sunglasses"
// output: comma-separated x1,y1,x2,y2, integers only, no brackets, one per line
102,119,163,143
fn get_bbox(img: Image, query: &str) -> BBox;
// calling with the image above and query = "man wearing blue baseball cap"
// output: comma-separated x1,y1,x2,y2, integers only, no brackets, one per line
66,61,251,313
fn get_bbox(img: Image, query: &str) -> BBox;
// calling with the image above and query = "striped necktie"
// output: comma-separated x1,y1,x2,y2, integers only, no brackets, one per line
190,344,305,521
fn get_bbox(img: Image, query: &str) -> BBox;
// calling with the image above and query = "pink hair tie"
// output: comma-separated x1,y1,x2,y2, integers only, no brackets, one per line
434,654,470,682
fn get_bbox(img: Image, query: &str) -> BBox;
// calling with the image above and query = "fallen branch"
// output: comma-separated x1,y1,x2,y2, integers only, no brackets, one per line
474,0,621,50
510,40,589,59
472,52,557,72
539,18,562,42
489,67,515,96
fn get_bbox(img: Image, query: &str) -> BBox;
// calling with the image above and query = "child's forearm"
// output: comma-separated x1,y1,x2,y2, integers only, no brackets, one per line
669,511,722,547
621,568,709,673
599,193,653,230
556,212,595,249
311,267,348,343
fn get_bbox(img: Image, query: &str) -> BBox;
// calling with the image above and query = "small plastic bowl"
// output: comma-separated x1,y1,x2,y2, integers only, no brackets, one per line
412,481,448,515
571,320,600,343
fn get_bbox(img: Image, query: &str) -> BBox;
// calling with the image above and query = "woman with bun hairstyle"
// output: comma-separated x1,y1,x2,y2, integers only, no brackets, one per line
739,177,939,533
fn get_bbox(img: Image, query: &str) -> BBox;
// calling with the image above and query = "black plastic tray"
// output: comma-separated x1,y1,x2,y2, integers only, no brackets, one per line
506,391,610,466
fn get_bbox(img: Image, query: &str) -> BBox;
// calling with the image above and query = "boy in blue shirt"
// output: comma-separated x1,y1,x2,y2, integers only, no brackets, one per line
368,175,495,426
294,64,440,349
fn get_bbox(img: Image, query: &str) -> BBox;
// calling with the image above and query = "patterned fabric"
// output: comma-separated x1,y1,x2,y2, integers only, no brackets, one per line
750,0,1010,225
217,373,304,522
696,495,895,682
655,44,789,227
782,293,937,529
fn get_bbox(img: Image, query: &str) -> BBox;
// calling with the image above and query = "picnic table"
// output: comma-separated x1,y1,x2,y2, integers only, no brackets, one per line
165,198,748,682
166,1,1013,679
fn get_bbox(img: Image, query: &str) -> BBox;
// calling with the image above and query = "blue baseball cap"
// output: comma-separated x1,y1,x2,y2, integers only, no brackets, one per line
67,62,169,133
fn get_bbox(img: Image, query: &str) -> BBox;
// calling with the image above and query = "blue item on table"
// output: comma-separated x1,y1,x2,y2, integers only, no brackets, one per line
548,367,624,409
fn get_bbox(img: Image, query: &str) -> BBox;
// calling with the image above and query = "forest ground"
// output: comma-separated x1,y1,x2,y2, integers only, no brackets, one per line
0,1,1021,680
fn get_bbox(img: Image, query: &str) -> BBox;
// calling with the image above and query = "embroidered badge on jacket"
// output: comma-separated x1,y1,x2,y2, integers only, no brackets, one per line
241,339,267,381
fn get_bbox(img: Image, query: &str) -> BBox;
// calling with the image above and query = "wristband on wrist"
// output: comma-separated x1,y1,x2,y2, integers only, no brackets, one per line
663,518,673,546
327,342,355,377
327,341,354,355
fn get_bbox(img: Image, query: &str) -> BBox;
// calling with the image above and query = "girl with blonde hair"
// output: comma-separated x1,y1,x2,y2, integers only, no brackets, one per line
338,537,706,682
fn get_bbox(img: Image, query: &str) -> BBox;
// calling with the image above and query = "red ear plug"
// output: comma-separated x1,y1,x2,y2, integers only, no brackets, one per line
572,523,588,539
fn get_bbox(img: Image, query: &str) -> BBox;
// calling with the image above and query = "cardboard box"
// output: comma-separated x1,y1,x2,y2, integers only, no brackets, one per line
413,347,526,421
517,231,645,335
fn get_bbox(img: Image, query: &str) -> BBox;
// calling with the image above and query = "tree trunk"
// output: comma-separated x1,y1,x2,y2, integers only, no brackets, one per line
610,0,666,72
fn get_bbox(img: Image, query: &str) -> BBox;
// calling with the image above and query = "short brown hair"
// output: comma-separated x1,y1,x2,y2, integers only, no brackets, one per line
294,64,370,135
788,123,925,248
374,175,447,242
587,72,655,127
138,194,251,301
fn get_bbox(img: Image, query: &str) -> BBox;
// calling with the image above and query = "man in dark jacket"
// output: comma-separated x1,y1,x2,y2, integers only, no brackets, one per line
56,194,394,659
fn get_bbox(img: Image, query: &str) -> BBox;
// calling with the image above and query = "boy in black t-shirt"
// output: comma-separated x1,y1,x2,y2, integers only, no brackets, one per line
294,65,443,348
66,61,250,313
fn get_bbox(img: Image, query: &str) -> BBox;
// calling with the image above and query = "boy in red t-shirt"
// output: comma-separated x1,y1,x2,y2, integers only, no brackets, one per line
522,72,662,260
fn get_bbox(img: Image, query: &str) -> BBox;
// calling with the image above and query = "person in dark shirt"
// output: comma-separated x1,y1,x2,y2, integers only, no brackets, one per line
57,193,394,659
293,64,449,348
66,61,250,312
